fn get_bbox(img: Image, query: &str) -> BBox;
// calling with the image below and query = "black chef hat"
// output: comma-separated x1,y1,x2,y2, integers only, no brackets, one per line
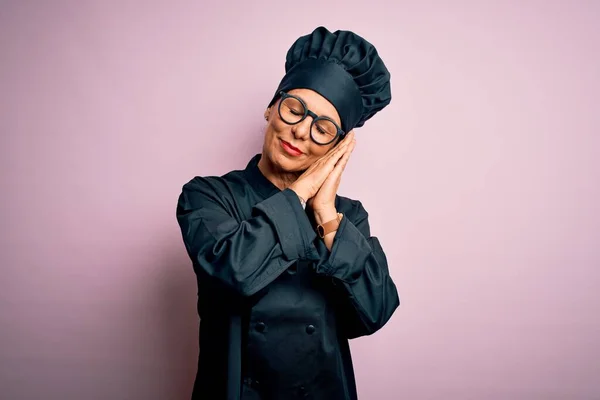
268,26,391,133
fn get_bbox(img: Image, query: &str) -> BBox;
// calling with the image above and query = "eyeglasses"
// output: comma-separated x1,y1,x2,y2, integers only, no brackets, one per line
277,91,345,145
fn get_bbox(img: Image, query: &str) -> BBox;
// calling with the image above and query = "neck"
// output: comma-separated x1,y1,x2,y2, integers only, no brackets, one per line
257,154,302,191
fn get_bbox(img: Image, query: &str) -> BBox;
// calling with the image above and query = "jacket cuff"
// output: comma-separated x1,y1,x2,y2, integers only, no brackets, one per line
253,189,318,261
316,217,372,282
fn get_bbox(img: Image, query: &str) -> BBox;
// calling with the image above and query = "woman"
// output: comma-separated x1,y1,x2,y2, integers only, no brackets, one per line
176,26,400,400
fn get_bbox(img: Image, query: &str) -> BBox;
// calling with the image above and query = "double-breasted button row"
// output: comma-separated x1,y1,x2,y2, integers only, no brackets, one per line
243,377,260,388
253,321,316,335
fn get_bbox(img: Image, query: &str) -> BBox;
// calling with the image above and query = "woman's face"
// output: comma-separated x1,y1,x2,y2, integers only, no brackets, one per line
262,88,342,173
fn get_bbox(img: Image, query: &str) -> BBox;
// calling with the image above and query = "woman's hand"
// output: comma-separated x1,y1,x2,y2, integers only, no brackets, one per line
289,131,356,204
309,134,356,217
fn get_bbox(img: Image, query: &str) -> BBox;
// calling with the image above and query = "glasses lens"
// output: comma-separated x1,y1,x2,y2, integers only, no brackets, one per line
279,96,305,124
312,118,339,144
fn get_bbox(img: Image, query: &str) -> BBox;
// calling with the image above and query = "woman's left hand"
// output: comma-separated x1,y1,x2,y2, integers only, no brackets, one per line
308,133,356,219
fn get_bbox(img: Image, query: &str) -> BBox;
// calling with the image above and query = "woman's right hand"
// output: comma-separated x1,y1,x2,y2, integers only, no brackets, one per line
289,131,356,202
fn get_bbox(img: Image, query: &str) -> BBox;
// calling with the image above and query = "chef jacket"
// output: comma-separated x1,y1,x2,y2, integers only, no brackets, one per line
176,153,399,399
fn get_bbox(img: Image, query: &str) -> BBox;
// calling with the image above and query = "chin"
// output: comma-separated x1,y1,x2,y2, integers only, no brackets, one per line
272,152,299,172
268,147,305,173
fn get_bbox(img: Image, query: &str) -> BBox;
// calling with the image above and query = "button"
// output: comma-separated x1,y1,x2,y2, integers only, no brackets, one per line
305,324,315,334
299,386,307,395
243,377,260,388
255,322,266,332
287,263,297,275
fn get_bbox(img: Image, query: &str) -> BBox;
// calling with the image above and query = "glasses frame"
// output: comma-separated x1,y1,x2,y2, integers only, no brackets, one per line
277,91,345,146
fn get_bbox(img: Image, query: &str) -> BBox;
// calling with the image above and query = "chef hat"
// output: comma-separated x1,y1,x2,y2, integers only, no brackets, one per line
268,26,392,133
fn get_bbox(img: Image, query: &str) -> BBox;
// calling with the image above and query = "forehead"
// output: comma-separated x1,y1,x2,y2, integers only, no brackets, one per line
286,88,341,125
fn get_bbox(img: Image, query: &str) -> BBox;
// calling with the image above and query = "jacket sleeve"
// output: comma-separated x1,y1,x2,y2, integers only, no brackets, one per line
176,177,319,297
314,200,400,338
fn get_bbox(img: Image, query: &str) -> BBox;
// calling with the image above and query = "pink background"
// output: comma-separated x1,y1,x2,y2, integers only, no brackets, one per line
1,1,599,399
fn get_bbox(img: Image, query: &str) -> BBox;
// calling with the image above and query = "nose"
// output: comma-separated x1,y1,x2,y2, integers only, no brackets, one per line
292,117,312,141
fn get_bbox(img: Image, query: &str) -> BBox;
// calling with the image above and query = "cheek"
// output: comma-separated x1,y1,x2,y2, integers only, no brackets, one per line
300,146,329,167
309,144,334,158
263,124,286,155
263,125,277,145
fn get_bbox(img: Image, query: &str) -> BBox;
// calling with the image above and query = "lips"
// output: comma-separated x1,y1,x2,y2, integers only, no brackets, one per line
281,139,302,154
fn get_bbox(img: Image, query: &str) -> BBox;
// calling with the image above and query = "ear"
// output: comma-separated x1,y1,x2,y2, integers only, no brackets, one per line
264,107,271,121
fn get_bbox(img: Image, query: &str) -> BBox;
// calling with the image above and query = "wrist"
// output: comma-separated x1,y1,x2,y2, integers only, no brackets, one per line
314,208,338,225
289,185,309,203
316,211,343,239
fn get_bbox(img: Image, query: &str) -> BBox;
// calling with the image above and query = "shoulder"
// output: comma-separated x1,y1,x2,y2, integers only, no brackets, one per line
178,168,248,207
